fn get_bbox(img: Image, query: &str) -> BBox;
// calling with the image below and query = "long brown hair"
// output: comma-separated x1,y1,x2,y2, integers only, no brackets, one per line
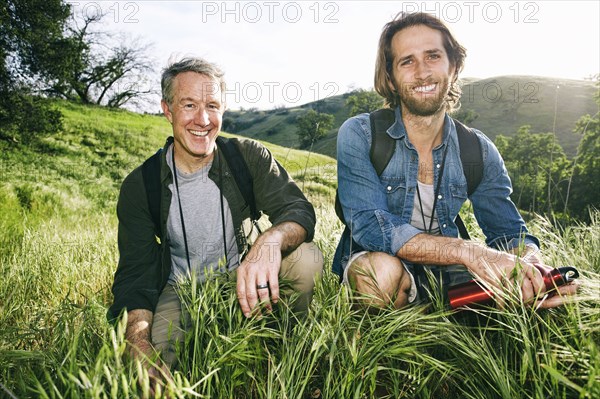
374,12,466,111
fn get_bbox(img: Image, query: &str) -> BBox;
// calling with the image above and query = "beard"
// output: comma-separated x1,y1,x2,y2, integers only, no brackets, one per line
398,78,450,117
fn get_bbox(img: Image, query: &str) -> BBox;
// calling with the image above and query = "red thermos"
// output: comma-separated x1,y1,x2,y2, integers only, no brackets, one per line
447,265,579,309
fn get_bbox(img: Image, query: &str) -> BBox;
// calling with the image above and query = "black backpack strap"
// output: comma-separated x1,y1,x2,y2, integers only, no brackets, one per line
453,118,483,240
369,108,397,176
216,136,260,221
334,191,345,223
142,148,163,238
453,118,483,197
335,108,397,223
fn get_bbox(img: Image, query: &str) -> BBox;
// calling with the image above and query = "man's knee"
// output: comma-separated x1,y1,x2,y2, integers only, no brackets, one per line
279,241,324,310
280,241,324,291
347,251,412,309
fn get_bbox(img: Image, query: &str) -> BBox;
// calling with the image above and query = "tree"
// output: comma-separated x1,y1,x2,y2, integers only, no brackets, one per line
345,89,384,117
37,6,156,109
564,80,600,221
496,125,569,215
0,0,68,142
451,108,479,125
296,110,334,149
3,1,156,111
1,0,156,142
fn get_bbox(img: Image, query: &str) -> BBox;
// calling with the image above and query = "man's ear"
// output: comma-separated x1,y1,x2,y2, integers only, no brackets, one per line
161,100,173,124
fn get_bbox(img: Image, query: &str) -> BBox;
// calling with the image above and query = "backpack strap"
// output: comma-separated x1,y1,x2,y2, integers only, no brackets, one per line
453,118,483,197
216,136,260,221
452,118,483,240
369,108,397,176
142,148,163,238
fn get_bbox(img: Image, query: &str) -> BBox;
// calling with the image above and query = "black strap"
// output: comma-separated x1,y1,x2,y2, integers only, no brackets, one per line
141,136,260,240
142,148,163,238
171,147,192,270
369,108,396,176
453,119,483,240
454,119,483,197
218,155,229,266
215,136,260,221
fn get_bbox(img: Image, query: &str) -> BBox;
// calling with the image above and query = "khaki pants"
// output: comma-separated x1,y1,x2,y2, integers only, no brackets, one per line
151,241,323,367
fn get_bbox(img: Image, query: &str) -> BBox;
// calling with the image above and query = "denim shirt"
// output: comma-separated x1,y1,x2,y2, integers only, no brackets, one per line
332,107,539,278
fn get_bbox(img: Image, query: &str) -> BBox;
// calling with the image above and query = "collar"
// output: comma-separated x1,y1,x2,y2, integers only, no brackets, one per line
386,106,458,150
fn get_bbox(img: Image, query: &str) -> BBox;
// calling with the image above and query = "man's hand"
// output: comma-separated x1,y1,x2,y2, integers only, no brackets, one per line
125,309,174,397
236,234,282,317
236,222,307,318
530,262,580,309
397,234,578,307
466,248,546,305
143,361,174,398
467,249,580,309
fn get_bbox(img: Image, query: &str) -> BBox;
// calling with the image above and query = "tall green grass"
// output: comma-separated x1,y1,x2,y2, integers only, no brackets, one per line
0,101,598,398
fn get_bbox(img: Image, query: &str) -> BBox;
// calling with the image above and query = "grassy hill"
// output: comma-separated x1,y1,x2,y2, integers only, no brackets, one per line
0,100,337,221
1,100,599,398
224,76,598,158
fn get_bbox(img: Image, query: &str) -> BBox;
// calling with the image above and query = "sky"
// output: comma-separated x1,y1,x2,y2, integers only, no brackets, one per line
70,0,600,111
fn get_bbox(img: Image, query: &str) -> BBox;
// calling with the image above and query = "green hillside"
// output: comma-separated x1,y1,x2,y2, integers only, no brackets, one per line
0,100,336,218
460,76,597,155
223,94,352,158
225,76,598,158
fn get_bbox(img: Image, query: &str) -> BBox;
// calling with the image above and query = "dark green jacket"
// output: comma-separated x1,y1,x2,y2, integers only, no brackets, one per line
108,136,316,320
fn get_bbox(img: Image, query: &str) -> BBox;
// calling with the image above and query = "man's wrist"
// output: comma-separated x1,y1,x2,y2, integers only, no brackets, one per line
455,240,498,272
523,243,542,263
127,339,152,355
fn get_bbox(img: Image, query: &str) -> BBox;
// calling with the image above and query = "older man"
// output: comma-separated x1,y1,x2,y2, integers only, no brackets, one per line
109,57,323,385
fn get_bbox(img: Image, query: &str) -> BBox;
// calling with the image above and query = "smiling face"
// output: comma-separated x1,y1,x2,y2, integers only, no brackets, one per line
161,71,225,171
389,24,456,117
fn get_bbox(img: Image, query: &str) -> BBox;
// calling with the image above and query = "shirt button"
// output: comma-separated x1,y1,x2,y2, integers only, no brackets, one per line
387,186,392,191
438,194,443,199
442,224,447,228
436,164,441,169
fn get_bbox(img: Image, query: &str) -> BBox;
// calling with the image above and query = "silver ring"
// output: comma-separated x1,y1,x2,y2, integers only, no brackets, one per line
256,283,269,290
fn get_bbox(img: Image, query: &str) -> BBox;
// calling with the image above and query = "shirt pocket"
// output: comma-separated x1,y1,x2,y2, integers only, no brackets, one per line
380,177,407,215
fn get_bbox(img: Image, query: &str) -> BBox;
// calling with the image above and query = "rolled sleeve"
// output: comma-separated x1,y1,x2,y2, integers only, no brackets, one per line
337,116,417,255
375,209,424,254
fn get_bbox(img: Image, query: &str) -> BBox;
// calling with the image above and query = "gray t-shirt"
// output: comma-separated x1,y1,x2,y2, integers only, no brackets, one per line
410,180,441,235
166,145,239,284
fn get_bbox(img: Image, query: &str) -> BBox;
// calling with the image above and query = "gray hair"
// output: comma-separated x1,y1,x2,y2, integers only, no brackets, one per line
161,57,226,105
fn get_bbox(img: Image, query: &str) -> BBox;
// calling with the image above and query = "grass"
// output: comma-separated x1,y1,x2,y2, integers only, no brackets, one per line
0,100,599,398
